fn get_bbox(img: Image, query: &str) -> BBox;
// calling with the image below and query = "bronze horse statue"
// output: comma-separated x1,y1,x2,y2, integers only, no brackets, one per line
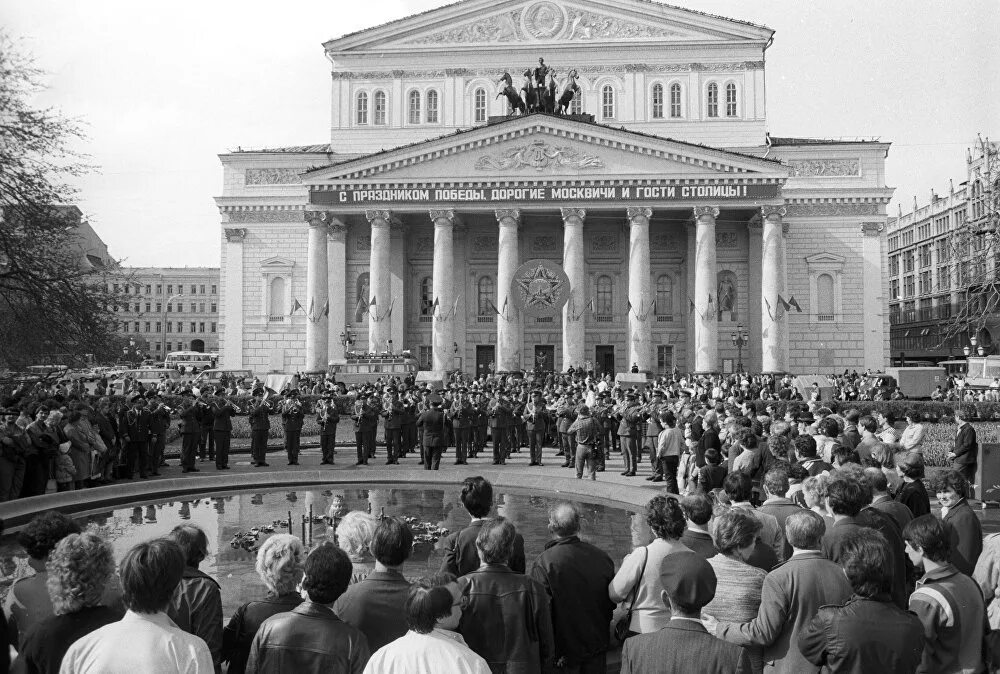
497,73,525,116
556,69,580,115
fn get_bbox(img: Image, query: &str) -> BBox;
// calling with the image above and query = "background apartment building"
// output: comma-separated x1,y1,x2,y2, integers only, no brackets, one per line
887,135,998,363
113,267,221,360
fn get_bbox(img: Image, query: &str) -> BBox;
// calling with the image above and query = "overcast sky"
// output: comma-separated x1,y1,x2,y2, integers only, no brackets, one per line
3,0,996,267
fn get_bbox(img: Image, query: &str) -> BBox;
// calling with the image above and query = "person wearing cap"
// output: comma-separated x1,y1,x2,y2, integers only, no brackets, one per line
212,395,238,470
617,392,643,477
381,388,404,465
643,390,666,478
567,405,602,480
523,390,550,467
178,398,201,474
280,390,305,466
417,397,447,470
195,388,216,464
147,393,172,475
316,392,339,465
447,388,472,465
120,395,153,479
248,392,273,468
621,550,751,674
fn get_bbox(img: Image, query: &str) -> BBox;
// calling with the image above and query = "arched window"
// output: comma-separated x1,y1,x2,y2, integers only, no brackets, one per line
419,276,434,316
268,277,287,318
354,272,370,322
669,83,682,118
725,82,738,117
707,83,719,118
569,90,582,115
596,275,613,315
477,276,495,315
356,92,369,125
601,85,615,119
817,274,835,318
426,90,439,123
655,275,673,317
373,90,387,125
474,87,487,123
651,83,664,119
407,90,421,125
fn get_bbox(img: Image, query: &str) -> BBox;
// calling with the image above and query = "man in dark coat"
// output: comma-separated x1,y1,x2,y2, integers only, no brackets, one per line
949,407,978,496
195,389,215,463
381,387,403,465
316,392,339,465
622,551,751,674
759,465,805,561
798,529,924,674
146,393,171,474
248,393,271,467
936,469,983,575
529,503,614,673
280,390,304,466
178,398,200,473
120,395,152,478
351,394,378,465
440,476,526,575
416,398,446,470
447,388,472,465
212,397,237,470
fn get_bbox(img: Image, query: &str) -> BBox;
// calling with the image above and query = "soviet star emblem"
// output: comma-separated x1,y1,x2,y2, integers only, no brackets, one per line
513,260,569,315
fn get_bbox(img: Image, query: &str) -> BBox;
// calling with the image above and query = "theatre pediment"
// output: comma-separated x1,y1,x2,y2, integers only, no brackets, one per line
325,0,773,53
306,116,787,185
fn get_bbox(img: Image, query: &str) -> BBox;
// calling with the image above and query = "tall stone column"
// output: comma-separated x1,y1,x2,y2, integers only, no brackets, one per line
366,210,392,353
693,206,720,373
627,207,653,373
747,217,763,373
221,227,246,369
430,209,457,373
495,209,521,372
761,205,788,373
326,218,347,363
561,208,586,371
862,221,887,371
304,215,330,372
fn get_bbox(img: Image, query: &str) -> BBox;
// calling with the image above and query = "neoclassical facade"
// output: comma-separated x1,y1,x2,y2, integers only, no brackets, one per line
216,0,892,376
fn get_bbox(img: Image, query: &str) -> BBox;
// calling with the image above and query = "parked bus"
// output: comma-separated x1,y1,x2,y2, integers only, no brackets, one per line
329,355,419,385
164,351,216,374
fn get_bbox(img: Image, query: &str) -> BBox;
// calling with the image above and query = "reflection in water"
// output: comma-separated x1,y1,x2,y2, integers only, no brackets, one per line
0,487,643,620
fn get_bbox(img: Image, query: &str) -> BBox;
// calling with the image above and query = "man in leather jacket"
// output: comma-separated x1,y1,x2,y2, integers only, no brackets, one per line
246,543,369,673
457,518,553,673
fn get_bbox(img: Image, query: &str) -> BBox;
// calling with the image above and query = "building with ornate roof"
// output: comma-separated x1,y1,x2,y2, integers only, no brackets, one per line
216,0,893,377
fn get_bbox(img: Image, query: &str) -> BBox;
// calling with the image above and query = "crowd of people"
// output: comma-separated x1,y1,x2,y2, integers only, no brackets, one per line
1,463,999,674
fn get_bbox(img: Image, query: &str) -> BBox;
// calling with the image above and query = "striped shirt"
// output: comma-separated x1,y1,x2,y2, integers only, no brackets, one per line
568,415,602,446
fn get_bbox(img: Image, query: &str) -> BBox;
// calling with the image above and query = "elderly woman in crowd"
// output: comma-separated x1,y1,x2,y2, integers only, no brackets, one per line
702,509,767,673
895,453,930,517
222,534,305,674
609,495,691,635
3,511,82,648
15,532,122,674
336,510,380,584
897,409,926,455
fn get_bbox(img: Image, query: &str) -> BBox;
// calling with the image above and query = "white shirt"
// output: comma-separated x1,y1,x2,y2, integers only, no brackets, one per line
362,629,490,674
60,610,214,674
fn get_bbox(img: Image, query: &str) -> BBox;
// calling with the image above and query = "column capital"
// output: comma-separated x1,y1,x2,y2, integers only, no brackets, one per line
429,209,458,226
692,205,720,222
495,209,521,226
365,209,392,226
861,221,884,237
327,222,347,242
223,227,247,243
626,206,653,222
761,205,787,221
560,207,587,224
747,215,763,230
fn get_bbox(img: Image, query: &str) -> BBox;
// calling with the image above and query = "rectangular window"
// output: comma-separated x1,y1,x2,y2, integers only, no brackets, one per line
145,302,151,312
426,90,439,123
134,321,140,332
210,303,217,313
155,322,161,333
190,285,197,294
167,284,173,294
919,244,931,268
211,284,217,294
199,322,205,333
167,322,172,333
200,285,205,294
177,322,183,333
113,283,119,293
725,84,737,116
417,345,432,371
651,85,663,119
199,303,205,313
211,322,217,333
156,302,161,312
190,322,196,333
156,284,162,294
601,87,615,119
669,84,681,118
190,303,197,312
122,322,129,333
155,343,161,352
474,88,487,123
904,275,915,298
919,271,931,294
144,322,150,333
889,255,899,277
938,266,950,290
374,92,386,125
903,253,914,273
134,303,141,313
166,304,171,313
656,345,673,376
166,342,172,351
937,238,950,261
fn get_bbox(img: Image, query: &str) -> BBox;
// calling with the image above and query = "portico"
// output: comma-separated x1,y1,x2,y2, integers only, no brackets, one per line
298,112,791,375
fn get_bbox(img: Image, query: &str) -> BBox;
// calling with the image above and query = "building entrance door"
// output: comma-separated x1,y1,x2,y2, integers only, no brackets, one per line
475,345,495,377
533,345,555,373
596,345,615,375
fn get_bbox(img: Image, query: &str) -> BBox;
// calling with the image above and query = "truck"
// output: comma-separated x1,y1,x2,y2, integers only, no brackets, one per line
885,366,947,399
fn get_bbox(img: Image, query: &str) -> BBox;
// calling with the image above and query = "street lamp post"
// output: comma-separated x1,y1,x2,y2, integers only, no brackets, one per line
963,334,987,357
731,323,749,374
160,293,184,361
340,324,355,352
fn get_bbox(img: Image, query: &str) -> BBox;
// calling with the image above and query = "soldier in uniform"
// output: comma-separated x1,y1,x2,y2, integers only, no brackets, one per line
400,389,418,459
643,389,667,480
417,396,447,470
448,388,472,465
195,387,216,463
316,391,339,465
472,392,489,457
248,390,273,467
557,394,578,468
524,389,550,466
146,392,172,475
212,394,238,470
280,389,305,465
381,386,404,465
488,393,508,465
177,397,200,474
617,390,643,476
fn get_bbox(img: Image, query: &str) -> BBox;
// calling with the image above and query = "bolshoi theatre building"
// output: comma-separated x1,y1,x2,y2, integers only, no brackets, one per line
215,0,893,378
